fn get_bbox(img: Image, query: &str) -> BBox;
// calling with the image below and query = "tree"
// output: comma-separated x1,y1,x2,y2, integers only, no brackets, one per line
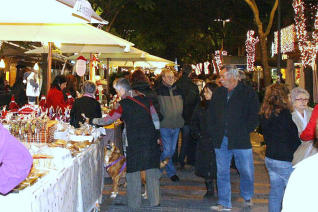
89,0,155,31
244,0,279,86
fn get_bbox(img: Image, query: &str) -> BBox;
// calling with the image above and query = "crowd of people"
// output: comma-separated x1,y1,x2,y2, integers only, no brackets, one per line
1,63,318,212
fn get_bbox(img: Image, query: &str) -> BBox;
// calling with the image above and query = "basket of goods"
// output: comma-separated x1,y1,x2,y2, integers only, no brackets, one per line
10,116,57,143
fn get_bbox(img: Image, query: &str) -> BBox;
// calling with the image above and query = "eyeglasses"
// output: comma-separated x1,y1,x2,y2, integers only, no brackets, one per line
295,98,309,102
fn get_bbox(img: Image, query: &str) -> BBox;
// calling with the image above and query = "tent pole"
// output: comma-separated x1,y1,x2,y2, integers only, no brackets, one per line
89,53,93,81
46,42,52,95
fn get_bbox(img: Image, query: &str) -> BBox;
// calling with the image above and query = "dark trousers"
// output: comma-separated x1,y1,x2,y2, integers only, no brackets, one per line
178,125,196,166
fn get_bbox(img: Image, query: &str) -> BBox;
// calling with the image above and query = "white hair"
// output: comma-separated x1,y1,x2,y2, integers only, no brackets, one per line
222,65,240,80
290,87,310,103
113,78,131,92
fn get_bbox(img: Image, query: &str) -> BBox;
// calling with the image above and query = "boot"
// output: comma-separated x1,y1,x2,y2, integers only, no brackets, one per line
203,179,215,199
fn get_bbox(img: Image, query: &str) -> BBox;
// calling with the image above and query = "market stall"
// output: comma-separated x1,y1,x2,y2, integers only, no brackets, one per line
0,139,104,212
0,107,106,212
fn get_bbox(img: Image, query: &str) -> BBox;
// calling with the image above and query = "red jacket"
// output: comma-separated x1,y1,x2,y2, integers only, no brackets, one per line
300,105,318,141
46,87,67,111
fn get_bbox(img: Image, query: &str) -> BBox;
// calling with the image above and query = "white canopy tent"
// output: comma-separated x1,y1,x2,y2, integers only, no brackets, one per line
0,0,107,24
26,44,139,55
0,23,133,47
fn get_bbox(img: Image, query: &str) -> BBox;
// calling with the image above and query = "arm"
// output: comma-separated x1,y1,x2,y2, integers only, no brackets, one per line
96,103,102,118
286,111,301,152
190,103,201,139
300,105,318,141
92,104,122,126
0,126,33,194
246,88,260,132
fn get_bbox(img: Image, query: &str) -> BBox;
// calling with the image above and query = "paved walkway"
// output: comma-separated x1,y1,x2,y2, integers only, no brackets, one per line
100,136,269,212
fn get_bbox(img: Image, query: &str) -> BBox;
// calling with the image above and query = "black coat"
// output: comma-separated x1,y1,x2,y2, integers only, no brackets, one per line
260,109,301,162
70,96,102,128
120,96,161,173
207,82,260,149
191,102,216,179
176,76,200,125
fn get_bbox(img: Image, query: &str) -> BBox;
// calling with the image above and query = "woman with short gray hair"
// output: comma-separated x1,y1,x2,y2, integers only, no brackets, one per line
82,81,97,94
92,78,161,210
290,87,312,139
70,81,102,128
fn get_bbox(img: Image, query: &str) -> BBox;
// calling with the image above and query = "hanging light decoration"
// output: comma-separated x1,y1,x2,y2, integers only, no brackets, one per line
204,62,210,75
245,30,259,72
214,51,223,71
273,25,296,55
292,0,318,68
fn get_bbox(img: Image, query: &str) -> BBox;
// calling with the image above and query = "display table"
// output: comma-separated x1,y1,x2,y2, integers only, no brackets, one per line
0,139,105,212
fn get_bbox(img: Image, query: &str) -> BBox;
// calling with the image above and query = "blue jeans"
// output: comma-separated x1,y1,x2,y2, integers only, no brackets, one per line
265,157,293,212
214,136,254,208
160,128,180,177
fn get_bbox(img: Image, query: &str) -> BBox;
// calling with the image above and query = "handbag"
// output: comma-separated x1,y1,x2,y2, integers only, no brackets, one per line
292,141,318,165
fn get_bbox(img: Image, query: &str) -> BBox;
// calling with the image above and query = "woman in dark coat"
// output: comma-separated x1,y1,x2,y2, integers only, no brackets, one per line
91,78,161,210
70,81,102,128
191,82,218,198
259,83,300,212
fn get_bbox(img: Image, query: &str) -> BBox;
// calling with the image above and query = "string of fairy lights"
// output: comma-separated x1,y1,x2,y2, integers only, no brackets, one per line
245,30,259,72
292,0,318,68
273,25,295,55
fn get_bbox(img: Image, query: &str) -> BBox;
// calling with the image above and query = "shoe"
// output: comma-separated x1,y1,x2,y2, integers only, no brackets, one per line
170,175,180,182
210,204,232,211
244,199,253,207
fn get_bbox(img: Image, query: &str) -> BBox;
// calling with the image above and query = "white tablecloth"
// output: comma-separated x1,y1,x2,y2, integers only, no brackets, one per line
0,139,105,212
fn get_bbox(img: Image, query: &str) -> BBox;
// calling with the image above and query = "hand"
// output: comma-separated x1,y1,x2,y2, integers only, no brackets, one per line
81,113,89,124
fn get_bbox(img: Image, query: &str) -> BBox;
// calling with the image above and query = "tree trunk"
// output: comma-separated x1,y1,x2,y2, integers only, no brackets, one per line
259,35,271,86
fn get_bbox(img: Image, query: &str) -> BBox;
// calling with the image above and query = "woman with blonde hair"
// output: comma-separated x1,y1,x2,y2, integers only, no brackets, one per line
259,83,300,212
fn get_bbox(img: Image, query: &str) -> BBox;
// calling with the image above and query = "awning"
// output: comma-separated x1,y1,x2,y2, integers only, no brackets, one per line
26,44,140,54
0,23,133,47
0,0,107,24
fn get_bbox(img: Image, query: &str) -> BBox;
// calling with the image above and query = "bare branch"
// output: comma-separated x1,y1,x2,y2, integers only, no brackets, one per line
264,0,279,36
244,0,263,35
106,7,123,32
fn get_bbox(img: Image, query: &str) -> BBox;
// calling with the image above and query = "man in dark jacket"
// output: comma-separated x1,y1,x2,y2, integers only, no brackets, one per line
157,69,184,182
176,65,200,168
208,65,259,211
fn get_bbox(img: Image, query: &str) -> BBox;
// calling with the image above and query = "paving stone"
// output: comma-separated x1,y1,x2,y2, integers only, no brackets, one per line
100,146,269,212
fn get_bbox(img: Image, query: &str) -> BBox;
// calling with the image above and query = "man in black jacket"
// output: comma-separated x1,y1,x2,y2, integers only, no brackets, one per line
208,65,259,211
176,65,200,168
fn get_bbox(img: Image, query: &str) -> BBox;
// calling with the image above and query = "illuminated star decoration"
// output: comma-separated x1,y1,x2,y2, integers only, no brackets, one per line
245,30,259,72
293,0,318,68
